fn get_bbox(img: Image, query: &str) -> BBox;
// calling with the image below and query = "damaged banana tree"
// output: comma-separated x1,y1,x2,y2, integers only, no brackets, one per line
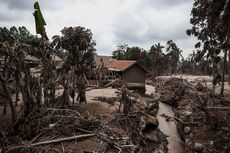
0,42,42,126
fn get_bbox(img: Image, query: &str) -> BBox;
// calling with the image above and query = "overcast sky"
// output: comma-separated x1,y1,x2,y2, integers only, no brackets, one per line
0,0,197,57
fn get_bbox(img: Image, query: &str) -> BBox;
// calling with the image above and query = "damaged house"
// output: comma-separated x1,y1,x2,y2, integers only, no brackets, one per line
106,60,147,84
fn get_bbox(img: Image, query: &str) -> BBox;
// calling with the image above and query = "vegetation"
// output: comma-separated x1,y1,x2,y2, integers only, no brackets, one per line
187,0,230,95
0,1,230,152
52,26,96,104
0,26,41,46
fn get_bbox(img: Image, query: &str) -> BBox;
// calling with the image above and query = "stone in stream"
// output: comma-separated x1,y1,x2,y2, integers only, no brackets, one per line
183,126,191,135
194,142,203,152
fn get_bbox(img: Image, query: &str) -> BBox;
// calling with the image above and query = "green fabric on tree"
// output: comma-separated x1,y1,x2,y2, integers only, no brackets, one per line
33,2,46,35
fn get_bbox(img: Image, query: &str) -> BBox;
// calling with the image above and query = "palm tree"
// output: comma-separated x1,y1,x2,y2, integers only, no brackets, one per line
149,43,164,77
166,40,182,74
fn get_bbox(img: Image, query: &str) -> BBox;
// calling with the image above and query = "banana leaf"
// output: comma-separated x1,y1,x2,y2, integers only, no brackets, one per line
33,2,47,36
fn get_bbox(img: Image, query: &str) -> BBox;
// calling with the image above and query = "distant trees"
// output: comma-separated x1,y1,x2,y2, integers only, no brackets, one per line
149,43,164,77
0,26,40,46
180,51,213,75
112,44,127,60
166,40,183,74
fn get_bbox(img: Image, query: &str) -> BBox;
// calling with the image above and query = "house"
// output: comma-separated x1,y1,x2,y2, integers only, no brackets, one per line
106,60,147,84
93,54,115,68
91,54,116,82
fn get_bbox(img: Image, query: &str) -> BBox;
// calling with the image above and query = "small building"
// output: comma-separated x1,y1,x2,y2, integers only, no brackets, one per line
94,54,115,68
91,54,116,82
106,60,147,84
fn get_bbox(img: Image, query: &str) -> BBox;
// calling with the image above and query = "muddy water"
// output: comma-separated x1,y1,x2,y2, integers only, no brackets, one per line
157,102,184,153
145,85,184,153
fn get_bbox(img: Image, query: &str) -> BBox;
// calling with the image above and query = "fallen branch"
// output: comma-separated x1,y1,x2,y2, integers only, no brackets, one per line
5,134,95,152
31,134,95,146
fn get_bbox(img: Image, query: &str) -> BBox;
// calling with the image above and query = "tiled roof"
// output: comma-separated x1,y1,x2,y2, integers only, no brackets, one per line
106,60,137,71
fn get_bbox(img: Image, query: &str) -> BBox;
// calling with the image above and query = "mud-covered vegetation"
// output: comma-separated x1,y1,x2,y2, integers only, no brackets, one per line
1,0,230,153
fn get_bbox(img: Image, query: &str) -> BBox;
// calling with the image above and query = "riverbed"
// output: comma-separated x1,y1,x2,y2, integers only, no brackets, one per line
145,85,185,153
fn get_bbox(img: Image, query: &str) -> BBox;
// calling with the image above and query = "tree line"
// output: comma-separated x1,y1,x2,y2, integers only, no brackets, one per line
112,41,183,77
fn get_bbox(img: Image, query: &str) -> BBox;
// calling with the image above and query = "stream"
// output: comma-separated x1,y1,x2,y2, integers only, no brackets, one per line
145,85,185,153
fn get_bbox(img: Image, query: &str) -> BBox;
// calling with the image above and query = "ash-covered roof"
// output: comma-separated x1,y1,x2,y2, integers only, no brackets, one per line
94,54,114,66
106,60,137,72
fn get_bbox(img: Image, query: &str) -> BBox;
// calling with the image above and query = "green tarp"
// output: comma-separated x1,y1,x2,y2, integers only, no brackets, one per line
33,2,48,39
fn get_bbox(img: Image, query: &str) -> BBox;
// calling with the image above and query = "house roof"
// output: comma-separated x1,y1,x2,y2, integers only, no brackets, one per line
107,60,146,72
94,54,115,66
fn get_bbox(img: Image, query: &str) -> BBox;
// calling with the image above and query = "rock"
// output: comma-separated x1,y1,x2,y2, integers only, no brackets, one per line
184,127,191,135
194,142,203,152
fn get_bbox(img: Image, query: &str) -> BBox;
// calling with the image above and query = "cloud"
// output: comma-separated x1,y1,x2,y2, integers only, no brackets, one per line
0,0,195,57
109,0,193,53
2,0,73,10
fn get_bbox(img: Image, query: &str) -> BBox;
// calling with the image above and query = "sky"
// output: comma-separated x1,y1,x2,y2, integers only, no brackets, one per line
0,0,197,57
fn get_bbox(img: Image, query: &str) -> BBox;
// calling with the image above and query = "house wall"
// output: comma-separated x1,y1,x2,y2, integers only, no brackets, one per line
122,64,146,84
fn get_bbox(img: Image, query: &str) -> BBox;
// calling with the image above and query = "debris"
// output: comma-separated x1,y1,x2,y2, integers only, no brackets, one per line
93,96,118,104
104,78,125,88
140,114,158,131
155,77,230,153
194,82,209,92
